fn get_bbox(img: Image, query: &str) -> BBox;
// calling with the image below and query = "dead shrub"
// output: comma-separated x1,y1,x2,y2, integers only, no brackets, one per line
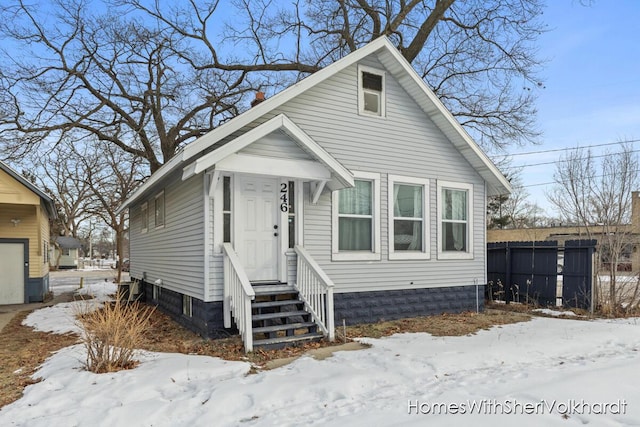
76,298,155,373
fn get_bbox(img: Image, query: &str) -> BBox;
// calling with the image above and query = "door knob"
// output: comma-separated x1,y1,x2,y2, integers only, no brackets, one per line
273,225,278,229
274,232,279,237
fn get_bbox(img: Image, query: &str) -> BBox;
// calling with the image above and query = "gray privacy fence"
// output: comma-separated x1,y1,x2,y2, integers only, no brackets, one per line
487,240,596,309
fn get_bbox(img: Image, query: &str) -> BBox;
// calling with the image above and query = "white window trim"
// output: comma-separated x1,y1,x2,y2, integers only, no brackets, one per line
388,175,430,260
357,65,386,118
154,190,165,229
140,202,148,233
332,171,381,261
213,174,233,253
437,180,474,260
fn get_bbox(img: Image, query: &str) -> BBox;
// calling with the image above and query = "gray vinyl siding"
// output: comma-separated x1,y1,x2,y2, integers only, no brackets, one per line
130,172,205,299
239,129,312,160
208,254,223,301
245,55,486,294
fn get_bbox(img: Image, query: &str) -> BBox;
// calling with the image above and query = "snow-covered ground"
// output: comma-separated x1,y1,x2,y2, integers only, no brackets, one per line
2,277,640,426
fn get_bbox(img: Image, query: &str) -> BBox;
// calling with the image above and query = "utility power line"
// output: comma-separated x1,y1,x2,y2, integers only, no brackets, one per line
504,148,640,170
522,169,640,189
493,138,640,159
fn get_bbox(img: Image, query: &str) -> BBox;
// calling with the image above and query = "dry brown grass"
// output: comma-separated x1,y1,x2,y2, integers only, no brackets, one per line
76,298,156,373
344,310,531,339
135,306,530,365
0,311,78,408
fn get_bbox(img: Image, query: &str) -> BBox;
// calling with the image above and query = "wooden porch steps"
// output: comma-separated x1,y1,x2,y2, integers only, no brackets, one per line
250,282,324,350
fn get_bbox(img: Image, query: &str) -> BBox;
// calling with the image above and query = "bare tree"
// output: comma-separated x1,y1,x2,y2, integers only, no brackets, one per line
33,144,94,238
548,144,640,314
0,0,546,172
75,142,145,283
487,169,542,229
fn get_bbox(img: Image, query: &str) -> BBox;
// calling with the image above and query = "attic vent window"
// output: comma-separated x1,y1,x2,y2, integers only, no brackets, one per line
358,65,385,117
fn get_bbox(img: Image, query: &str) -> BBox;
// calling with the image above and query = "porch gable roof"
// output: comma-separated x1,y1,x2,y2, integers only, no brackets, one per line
182,114,355,189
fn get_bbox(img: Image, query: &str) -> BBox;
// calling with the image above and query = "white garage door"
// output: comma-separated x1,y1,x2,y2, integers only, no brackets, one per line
0,243,25,304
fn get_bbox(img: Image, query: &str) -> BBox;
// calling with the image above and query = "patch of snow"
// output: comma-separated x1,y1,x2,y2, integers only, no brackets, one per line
533,308,577,317
24,278,117,335
2,315,640,426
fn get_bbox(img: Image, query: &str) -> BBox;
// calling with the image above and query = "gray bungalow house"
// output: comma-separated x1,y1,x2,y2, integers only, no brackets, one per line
117,37,511,351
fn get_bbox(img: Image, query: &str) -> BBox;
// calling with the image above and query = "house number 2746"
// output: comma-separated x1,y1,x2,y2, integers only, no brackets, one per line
280,183,289,212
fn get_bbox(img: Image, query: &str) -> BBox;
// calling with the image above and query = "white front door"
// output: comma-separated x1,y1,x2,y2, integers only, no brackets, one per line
236,176,279,281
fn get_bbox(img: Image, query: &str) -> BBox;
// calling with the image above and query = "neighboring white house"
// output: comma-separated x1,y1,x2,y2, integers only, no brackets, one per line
50,235,82,270
117,36,511,350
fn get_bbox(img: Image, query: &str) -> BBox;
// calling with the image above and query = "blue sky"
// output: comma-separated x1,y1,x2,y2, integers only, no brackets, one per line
505,1,640,216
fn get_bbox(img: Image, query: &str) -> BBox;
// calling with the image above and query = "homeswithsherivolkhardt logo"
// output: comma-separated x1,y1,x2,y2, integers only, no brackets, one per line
408,399,628,415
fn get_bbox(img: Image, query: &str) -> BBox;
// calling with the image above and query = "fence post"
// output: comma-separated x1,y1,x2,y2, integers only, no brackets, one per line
588,243,595,315
505,245,512,304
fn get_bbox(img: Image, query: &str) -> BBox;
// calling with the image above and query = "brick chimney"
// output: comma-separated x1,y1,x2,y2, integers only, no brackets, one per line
251,91,265,107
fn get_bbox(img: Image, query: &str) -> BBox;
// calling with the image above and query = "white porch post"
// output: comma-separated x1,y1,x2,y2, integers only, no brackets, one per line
223,255,231,328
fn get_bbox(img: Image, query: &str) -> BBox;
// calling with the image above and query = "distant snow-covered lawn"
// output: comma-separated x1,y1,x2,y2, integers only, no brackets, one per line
2,277,639,426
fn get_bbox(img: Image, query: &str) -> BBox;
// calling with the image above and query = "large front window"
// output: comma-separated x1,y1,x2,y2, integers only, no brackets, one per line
332,171,381,260
438,181,473,259
388,175,429,260
338,180,373,251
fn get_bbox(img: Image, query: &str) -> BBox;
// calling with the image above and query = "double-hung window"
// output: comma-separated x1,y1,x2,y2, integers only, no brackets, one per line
437,181,473,259
388,175,429,260
154,191,165,229
140,202,148,233
332,171,381,260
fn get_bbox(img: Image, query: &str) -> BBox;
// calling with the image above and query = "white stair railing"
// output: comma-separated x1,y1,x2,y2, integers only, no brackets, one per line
222,243,255,352
294,245,335,341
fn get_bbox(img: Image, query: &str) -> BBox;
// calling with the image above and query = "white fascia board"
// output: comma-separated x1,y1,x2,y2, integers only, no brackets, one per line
191,115,285,175
216,154,332,181
377,46,512,196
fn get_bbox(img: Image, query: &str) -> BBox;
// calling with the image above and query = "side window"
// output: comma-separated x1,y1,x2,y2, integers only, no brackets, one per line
223,176,231,242
287,181,295,249
388,175,429,260
358,65,385,117
140,202,148,233
437,181,474,259
154,191,165,228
